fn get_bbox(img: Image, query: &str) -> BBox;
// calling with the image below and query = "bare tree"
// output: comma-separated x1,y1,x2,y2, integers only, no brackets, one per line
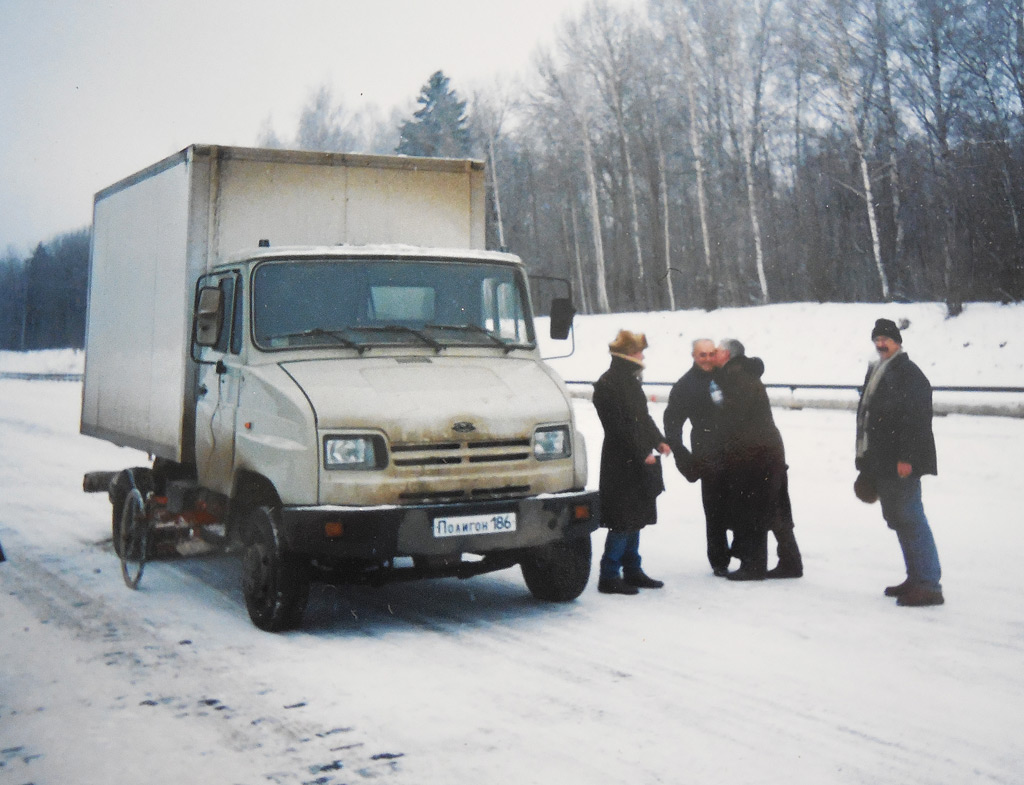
811,0,891,300
533,48,613,313
570,1,649,306
725,0,777,302
260,84,399,155
896,0,972,313
472,85,516,251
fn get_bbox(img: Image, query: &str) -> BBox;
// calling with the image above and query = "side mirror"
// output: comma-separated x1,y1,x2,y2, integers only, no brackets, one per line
194,286,224,347
549,297,576,340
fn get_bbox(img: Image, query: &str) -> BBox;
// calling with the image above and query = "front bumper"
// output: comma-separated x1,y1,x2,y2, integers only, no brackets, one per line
279,490,600,562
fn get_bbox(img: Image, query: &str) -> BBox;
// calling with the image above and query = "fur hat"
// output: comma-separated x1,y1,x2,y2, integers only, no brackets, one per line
608,329,648,356
871,318,903,344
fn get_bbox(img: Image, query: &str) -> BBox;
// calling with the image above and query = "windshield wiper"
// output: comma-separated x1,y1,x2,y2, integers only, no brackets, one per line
271,328,367,353
425,323,516,354
350,325,444,353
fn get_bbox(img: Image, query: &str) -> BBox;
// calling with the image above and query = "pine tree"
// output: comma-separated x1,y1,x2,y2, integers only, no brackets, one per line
396,71,472,158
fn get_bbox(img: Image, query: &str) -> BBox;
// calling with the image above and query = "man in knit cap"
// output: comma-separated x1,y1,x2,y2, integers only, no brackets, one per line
855,318,943,606
592,329,672,594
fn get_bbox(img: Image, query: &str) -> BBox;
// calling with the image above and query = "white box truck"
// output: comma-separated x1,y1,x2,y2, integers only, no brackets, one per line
82,144,598,630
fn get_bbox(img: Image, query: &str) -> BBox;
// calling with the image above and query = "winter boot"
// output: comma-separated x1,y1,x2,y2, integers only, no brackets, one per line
726,565,766,581
766,561,803,579
884,579,913,597
598,576,640,595
623,568,664,589
896,586,944,607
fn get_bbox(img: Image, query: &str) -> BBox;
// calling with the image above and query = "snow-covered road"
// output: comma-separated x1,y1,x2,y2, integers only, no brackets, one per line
2,379,1023,785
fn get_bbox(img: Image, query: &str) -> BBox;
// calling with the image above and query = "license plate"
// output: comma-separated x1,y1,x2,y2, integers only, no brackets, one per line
432,512,517,538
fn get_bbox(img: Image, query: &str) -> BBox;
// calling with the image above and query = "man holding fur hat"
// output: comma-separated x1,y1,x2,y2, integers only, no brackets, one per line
855,318,943,606
592,329,672,595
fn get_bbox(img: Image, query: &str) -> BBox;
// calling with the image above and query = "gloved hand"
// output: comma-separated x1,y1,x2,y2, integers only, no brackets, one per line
675,453,701,483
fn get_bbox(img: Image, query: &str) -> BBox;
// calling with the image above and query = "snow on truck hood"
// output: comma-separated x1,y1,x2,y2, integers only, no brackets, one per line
281,355,571,442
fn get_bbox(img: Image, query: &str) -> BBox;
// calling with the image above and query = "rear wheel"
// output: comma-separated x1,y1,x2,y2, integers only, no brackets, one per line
241,506,310,632
520,535,592,602
119,488,148,589
110,468,154,558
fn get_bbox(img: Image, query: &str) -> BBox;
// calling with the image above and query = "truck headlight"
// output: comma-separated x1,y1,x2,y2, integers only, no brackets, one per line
533,426,571,461
323,435,386,470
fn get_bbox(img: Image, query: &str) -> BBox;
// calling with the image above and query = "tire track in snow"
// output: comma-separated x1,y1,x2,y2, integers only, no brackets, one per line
0,551,405,784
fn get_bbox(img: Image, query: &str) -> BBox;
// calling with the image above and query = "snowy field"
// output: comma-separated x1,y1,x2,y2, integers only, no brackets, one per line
1,302,1023,785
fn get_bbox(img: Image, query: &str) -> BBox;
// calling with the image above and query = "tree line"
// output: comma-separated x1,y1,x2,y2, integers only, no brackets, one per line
264,0,1024,315
1,230,89,350
5,0,1023,350
503,0,1024,314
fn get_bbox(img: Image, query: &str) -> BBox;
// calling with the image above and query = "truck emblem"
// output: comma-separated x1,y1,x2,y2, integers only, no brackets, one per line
452,421,476,433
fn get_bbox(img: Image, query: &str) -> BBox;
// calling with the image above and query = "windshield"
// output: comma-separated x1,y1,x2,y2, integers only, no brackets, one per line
251,258,535,351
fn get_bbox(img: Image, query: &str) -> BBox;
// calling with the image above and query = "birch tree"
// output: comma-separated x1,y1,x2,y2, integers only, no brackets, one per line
897,0,972,313
813,0,891,300
571,1,649,306
533,51,613,312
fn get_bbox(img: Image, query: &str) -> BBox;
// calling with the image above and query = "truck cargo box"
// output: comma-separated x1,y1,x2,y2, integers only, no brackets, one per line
81,144,487,461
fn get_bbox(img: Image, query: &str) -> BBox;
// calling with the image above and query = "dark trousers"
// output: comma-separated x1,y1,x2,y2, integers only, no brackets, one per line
701,470,731,572
728,462,801,575
772,472,803,570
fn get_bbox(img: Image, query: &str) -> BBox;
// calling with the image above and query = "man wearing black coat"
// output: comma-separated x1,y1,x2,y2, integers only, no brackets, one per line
592,329,672,595
664,338,731,575
856,318,943,606
712,339,803,581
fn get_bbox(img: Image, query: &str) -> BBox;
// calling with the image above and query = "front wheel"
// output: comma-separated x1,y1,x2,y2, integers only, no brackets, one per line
520,535,592,602
241,506,310,632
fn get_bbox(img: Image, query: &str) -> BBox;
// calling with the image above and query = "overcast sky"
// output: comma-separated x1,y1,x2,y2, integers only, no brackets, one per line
0,0,634,256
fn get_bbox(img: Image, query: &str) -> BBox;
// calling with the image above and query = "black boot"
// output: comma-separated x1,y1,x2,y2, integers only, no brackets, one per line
884,579,913,597
766,561,803,579
726,565,766,581
896,586,944,607
598,576,640,595
623,569,664,589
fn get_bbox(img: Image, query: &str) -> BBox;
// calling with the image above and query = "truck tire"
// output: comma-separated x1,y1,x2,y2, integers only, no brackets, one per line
520,534,592,602
118,488,148,589
241,506,310,632
110,468,154,558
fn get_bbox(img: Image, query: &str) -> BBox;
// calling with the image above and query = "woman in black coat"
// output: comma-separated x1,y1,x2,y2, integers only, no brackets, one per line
592,330,671,595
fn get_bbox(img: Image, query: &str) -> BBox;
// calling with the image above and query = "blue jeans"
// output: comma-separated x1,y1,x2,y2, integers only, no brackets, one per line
876,475,941,591
600,530,642,580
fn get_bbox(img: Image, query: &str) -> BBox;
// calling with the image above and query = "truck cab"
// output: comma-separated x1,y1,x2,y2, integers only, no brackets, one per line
189,245,596,629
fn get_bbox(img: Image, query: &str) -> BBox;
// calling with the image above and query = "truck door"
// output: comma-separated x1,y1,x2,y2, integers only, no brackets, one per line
194,271,243,495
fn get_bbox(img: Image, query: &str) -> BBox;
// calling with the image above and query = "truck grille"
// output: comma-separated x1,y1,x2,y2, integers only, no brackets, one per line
398,485,532,503
391,438,532,467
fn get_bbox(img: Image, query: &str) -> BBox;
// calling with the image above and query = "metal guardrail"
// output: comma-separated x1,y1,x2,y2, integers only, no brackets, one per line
0,371,84,381
565,380,1024,418
4,373,1021,416
565,380,1024,395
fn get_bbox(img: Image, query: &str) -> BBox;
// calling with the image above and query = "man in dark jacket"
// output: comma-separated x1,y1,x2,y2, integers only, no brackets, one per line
593,329,672,595
712,339,802,581
856,319,943,606
664,338,731,575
